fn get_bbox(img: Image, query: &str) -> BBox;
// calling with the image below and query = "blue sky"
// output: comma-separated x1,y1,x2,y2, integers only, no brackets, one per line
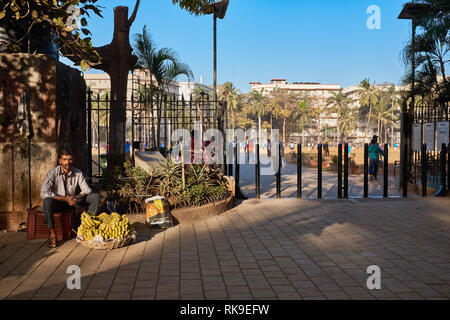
69,0,414,93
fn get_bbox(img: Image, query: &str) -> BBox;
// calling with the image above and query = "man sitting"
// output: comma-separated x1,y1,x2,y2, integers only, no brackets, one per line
40,149,99,248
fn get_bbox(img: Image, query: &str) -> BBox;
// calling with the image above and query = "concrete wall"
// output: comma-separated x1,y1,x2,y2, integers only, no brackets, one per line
0,53,86,230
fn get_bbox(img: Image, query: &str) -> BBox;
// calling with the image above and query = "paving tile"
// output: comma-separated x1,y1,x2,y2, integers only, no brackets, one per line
204,290,228,299
132,288,156,297
322,291,351,300
228,293,254,300
1,198,449,301
251,288,277,298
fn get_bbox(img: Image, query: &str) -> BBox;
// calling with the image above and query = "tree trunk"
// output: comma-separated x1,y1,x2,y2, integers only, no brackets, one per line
336,115,340,144
363,102,371,143
317,119,322,144
258,115,261,144
283,118,286,144
231,108,235,132
88,3,139,172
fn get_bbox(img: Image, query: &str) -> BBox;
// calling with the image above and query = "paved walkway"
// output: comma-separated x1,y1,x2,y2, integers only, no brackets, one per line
0,197,449,300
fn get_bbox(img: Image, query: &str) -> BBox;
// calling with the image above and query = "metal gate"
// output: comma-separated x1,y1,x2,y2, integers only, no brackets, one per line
86,77,224,179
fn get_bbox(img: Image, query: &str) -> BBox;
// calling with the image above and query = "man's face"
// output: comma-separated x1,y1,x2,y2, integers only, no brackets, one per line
59,155,73,171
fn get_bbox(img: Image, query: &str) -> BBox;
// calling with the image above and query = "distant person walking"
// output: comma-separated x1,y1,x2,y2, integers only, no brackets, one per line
368,137,384,181
323,143,329,156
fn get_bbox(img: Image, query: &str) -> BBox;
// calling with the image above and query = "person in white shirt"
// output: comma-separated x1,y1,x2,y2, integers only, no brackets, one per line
41,149,99,247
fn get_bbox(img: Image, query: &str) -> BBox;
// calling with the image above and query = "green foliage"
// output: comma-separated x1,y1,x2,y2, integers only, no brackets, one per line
111,159,230,212
0,0,103,69
153,158,184,202
133,25,193,94
178,183,227,207
331,155,339,164
349,157,356,167
172,0,215,15
401,0,450,105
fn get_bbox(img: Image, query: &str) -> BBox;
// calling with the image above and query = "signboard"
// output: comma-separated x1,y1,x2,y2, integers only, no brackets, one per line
412,124,422,152
437,121,449,152
423,123,435,151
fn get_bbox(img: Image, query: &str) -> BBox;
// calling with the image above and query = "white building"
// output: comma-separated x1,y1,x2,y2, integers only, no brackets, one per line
250,79,341,98
249,79,401,144
83,71,212,100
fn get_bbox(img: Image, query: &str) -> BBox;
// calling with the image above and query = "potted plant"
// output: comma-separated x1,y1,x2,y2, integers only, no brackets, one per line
309,154,318,167
349,158,360,174
330,155,339,171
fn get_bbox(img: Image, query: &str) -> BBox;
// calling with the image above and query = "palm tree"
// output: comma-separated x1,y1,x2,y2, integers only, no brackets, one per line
133,25,194,94
133,25,194,147
306,94,328,144
192,84,207,101
268,89,297,144
291,96,313,145
248,90,268,142
327,90,351,143
339,105,357,142
219,81,240,131
387,85,401,145
402,2,450,107
358,78,379,143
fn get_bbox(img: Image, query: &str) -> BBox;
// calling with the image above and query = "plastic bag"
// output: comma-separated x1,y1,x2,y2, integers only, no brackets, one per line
145,196,173,228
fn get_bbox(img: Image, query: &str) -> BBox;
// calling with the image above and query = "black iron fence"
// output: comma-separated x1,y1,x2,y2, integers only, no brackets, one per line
231,141,448,199
85,83,224,179
411,101,450,188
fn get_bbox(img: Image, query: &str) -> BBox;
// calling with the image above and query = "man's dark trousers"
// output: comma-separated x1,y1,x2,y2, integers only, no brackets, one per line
43,193,100,228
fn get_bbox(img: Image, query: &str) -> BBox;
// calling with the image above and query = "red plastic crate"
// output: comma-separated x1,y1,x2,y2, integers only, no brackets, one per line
27,206,78,240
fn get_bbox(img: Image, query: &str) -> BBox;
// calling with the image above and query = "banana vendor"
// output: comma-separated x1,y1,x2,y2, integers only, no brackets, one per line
40,149,99,248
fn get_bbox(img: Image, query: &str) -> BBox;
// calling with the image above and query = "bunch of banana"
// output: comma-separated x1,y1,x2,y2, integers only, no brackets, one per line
77,212,132,241
77,212,102,241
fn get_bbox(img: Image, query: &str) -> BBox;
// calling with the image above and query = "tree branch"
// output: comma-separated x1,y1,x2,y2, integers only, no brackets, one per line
128,0,141,27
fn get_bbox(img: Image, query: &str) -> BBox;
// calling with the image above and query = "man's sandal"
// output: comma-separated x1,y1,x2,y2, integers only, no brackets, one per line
47,238,57,248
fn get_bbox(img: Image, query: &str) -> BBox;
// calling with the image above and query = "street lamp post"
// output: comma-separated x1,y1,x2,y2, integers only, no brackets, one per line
398,2,430,112
205,0,229,172
398,1,430,191
209,0,229,107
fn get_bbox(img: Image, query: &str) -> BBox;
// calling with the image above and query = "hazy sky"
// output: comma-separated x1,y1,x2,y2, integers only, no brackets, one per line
65,0,414,93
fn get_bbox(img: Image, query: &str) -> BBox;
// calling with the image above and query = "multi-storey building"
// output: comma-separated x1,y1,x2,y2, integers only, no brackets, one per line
249,79,401,144
83,71,212,100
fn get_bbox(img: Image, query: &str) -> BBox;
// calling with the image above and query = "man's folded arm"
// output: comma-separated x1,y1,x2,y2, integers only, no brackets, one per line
40,172,56,199
78,173,92,198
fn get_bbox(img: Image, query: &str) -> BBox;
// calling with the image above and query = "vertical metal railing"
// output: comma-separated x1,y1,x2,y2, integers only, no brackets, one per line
297,144,302,199
338,143,342,198
87,88,92,180
383,144,389,198
256,143,260,199
438,143,445,195
363,143,368,198
422,143,427,197
234,144,239,196
276,143,281,198
317,144,322,199
344,143,349,198
403,142,408,197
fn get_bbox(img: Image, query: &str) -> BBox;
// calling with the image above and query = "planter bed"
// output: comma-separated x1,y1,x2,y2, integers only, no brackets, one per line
126,193,235,226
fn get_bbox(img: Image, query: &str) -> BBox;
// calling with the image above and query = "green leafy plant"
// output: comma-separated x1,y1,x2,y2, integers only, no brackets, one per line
153,158,183,203
178,182,228,207
331,155,339,164
0,0,103,69
109,160,230,212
